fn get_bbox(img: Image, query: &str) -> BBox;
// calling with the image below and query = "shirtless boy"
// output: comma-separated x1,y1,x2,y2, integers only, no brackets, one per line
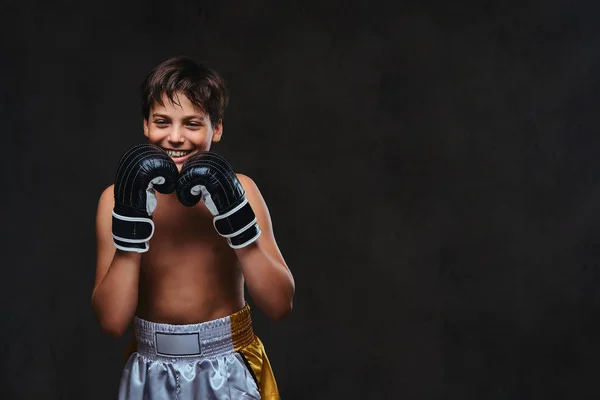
91,56,294,399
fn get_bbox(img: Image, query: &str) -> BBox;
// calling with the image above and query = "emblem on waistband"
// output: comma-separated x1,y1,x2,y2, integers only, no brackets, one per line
155,331,203,357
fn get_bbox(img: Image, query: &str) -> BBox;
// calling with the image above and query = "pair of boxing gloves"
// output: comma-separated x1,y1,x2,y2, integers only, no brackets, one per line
112,143,260,253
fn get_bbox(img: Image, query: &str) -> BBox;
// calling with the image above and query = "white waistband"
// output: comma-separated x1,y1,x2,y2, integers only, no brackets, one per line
134,314,235,362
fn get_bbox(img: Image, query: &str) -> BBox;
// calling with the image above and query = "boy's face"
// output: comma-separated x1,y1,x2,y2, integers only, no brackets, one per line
143,92,223,170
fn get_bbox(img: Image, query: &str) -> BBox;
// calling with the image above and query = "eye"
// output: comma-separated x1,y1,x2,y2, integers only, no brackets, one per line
154,120,168,126
187,122,202,128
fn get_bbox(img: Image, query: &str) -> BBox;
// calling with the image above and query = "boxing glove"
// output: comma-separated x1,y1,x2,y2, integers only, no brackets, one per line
176,152,261,249
112,143,179,252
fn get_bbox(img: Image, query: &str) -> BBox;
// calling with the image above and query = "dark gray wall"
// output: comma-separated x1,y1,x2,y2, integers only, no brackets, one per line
1,0,599,398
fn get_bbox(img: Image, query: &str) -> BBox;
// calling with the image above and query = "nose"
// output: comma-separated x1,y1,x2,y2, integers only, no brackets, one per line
168,126,185,144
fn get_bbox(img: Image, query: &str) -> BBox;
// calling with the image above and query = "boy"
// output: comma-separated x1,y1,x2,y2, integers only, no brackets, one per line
91,56,294,399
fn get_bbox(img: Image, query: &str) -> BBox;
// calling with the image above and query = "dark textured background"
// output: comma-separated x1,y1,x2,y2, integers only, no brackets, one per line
1,0,600,398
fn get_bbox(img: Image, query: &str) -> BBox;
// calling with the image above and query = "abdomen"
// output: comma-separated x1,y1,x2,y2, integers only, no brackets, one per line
136,209,245,324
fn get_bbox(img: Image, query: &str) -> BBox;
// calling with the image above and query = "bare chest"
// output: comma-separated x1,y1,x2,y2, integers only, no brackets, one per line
137,194,243,322
146,193,232,258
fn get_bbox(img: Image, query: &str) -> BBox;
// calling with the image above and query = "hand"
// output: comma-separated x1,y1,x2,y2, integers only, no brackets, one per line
112,143,179,252
175,152,261,249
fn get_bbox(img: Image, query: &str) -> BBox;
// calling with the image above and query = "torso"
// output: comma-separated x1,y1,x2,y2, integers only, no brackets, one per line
135,191,245,324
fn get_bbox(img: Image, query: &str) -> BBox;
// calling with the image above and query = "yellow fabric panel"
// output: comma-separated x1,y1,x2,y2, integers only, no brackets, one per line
231,304,280,399
238,336,280,400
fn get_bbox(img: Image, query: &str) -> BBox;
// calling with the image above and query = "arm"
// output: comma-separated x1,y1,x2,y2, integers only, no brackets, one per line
91,185,141,338
236,174,295,321
175,153,295,320
91,144,179,337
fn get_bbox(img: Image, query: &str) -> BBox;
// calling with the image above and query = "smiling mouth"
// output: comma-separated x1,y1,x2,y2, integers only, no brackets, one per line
163,149,193,158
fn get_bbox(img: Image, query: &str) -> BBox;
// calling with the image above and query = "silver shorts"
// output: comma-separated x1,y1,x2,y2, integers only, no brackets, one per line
118,305,263,400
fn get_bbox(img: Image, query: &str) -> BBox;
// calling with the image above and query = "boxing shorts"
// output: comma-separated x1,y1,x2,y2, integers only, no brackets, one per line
118,304,279,399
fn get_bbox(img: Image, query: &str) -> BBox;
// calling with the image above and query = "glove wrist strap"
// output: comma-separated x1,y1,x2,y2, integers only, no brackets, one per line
213,198,262,249
112,211,155,253
228,226,262,249
213,199,257,237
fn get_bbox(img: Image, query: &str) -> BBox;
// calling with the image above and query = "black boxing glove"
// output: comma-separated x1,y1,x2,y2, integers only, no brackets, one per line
176,152,261,249
112,143,179,252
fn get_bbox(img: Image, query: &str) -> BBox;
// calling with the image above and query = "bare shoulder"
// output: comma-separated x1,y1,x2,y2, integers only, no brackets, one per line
94,184,116,297
236,173,275,230
100,184,115,199
236,174,259,195
96,184,115,228
237,174,268,208
98,184,115,212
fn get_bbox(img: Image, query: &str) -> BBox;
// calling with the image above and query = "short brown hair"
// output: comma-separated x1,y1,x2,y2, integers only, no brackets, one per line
140,56,229,128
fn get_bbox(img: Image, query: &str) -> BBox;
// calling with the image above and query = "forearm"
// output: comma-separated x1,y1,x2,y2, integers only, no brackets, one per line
236,242,295,320
91,250,141,337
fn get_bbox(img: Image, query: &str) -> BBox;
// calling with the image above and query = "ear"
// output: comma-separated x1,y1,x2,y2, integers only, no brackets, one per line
212,119,223,143
143,119,149,138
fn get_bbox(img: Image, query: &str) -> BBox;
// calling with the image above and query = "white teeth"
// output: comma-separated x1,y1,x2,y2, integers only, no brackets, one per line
165,150,192,158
